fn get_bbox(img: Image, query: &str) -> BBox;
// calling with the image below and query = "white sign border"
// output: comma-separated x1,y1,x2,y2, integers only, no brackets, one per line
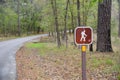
74,26,93,45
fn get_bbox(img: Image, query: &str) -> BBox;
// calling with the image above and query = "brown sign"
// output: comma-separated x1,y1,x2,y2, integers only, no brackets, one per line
75,27,93,45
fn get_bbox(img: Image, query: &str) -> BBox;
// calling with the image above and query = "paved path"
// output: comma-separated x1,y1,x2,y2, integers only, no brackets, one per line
0,34,47,80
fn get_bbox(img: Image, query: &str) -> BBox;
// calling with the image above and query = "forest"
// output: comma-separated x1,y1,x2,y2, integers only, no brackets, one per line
0,0,119,50
0,0,120,80
0,0,98,36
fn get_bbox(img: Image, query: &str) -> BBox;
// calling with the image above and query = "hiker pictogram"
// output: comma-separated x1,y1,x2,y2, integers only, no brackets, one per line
80,30,87,42
75,27,93,45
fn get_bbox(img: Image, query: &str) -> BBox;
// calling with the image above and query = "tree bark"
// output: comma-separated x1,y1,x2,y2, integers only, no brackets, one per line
64,0,69,48
77,0,81,26
96,0,113,52
51,0,61,48
50,0,56,41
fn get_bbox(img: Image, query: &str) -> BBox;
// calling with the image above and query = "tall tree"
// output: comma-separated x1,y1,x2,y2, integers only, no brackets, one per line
96,0,113,52
51,0,61,48
64,0,69,48
77,0,81,26
69,0,75,33
118,0,120,37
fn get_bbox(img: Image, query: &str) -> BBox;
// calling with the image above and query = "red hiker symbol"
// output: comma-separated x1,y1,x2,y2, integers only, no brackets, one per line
75,27,93,45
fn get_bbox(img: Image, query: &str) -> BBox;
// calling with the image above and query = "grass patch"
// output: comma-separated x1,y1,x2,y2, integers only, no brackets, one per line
26,42,116,68
117,75,120,80
26,42,67,56
26,43,46,48
89,57,104,68
87,53,115,71
26,43,48,56
112,64,120,72
105,59,113,65
113,53,120,80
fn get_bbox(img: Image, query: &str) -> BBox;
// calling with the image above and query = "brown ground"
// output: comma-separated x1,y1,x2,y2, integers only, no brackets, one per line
16,46,82,80
16,48,119,80
16,36,119,80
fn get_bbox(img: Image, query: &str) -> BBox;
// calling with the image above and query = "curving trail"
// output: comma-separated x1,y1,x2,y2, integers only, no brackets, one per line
0,34,47,80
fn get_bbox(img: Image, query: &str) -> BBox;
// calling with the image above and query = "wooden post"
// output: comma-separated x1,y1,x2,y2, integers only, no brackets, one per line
81,45,87,80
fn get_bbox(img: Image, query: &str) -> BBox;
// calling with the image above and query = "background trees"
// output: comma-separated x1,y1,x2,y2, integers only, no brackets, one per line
0,0,98,37
0,0,119,51
0,0,45,37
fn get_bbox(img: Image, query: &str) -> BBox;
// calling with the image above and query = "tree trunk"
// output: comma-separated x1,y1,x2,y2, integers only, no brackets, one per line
51,0,61,48
55,0,61,48
82,0,85,25
69,1,74,31
118,0,120,37
64,0,69,48
51,0,56,41
71,11,74,34
77,0,81,26
96,0,113,52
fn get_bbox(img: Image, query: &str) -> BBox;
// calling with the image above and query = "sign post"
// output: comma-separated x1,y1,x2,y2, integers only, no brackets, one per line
74,27,93,80
81,45,87,80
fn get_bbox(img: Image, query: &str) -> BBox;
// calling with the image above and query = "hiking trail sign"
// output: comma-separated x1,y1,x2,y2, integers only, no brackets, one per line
74,26,93,80
74,26,93,45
